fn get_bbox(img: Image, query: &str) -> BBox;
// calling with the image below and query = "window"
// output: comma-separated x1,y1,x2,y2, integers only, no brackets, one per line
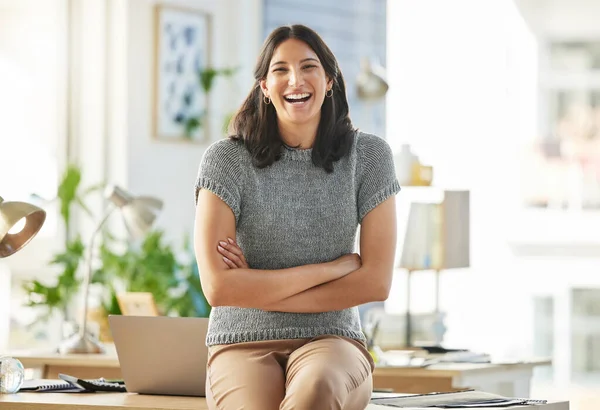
0,0,67,238
522,39,600,210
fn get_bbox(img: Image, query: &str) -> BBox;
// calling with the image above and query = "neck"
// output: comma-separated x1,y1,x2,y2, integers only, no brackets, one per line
278,116,320,149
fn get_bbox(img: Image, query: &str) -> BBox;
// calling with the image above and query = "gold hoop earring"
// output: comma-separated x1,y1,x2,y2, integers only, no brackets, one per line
326,88,333,98
263,95,271,104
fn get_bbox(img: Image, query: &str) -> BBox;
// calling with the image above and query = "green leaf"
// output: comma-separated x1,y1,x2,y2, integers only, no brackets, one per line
92,229,210,318
222,111,234,134
197,66,238,93
22,164,108,323
57,164,82,230
184,116,202,138
198,68,218,92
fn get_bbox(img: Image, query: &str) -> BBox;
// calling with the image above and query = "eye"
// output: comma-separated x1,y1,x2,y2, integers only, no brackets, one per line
272,67,287,73
303,64,317,70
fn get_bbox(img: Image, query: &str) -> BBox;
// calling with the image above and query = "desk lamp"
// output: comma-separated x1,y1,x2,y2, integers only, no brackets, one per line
58,185,163,354
356,57,388,134
356,58,389,102
398,190,470,347
0,196,46,258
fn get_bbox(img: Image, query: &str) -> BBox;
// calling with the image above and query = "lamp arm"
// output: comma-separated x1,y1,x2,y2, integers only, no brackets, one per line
78,204,117,338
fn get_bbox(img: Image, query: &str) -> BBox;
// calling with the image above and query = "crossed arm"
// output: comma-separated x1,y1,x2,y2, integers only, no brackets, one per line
193,189,397,312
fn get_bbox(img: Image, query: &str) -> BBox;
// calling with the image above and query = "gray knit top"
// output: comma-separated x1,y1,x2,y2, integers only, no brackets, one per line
195,131,400,346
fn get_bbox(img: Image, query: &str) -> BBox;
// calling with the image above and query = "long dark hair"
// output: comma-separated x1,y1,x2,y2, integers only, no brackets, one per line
229,25,355,173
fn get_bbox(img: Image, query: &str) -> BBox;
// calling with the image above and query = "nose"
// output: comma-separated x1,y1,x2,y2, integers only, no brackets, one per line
288,68,304,87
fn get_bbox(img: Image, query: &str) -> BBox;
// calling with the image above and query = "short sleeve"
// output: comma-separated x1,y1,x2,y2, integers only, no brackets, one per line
356,133,401,222
195,139,242,220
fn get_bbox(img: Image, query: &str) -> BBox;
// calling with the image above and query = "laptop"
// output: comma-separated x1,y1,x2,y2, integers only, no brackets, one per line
108,315,209,397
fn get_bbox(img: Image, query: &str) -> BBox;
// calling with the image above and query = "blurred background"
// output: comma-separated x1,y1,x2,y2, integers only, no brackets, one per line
1,0,599,408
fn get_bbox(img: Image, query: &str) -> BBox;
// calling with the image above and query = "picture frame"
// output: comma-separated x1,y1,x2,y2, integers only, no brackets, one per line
153,5,211,143
117,292,160,316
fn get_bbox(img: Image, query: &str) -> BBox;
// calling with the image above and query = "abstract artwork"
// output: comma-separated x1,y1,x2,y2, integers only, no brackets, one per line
153,6,210,142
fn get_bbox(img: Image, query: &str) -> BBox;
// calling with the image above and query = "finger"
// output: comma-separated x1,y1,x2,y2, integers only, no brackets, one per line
224,239,248,265
221,240,242,257
217,245,240,261
222,256,237,269
217,245,244,267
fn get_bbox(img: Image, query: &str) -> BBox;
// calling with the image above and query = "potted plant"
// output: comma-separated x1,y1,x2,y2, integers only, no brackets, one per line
22,165,211,342
22,164,103,326
90,230,210,341
179,66,238,138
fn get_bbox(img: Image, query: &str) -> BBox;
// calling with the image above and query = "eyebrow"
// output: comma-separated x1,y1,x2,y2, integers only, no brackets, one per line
270,57,319,67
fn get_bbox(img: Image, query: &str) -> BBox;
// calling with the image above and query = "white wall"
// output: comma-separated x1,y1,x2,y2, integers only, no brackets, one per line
514,0,600,37
124,0,263,245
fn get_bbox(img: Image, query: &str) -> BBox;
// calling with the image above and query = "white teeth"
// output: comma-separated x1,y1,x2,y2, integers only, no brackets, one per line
285,93,310,100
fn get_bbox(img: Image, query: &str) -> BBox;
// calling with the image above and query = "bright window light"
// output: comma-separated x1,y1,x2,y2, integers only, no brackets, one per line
0,1,64,237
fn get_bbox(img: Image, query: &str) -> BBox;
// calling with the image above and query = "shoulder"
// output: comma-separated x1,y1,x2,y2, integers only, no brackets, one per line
354,131,394,159
199,138,245,181
202,138,242,163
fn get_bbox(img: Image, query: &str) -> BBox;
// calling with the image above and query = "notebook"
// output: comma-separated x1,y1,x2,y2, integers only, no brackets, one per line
108,315,209,397
369,390,548,408
19,379,89,393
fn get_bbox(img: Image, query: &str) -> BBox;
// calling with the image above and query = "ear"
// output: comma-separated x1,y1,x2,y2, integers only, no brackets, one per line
327,78,334,91
259,79,269,97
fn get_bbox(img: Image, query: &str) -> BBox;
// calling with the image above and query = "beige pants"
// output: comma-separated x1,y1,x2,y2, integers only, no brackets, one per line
206,335,375,410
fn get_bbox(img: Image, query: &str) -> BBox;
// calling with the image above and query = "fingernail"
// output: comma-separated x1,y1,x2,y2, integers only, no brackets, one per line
219,241,228,247
227,238,234,244
223,257,230,262
217,245,225,252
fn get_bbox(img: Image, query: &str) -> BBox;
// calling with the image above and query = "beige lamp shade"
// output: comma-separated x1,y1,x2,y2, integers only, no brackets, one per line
0,196,46,258
105,185,163,238
398,190,470,270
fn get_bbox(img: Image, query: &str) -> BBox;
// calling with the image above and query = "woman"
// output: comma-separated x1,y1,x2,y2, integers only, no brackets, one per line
194,24,400,410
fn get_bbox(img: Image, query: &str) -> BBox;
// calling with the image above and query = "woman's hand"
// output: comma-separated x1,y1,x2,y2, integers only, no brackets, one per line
217,238,249,269
216,238,360,280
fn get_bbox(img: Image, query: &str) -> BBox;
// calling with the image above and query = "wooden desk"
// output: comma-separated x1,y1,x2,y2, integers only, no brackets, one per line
12,351,550,397
0,392,569,410
13,352,121,380
373,360,552,397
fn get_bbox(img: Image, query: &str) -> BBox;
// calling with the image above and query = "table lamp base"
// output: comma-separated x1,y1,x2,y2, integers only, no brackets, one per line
58,333,105,354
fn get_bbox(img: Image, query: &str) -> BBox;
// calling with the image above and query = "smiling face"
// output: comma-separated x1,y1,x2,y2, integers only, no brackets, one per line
260,38,333,131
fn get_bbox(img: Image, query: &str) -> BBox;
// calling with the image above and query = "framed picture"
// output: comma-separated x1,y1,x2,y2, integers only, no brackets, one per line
153,5,211,143
117,292,160,316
